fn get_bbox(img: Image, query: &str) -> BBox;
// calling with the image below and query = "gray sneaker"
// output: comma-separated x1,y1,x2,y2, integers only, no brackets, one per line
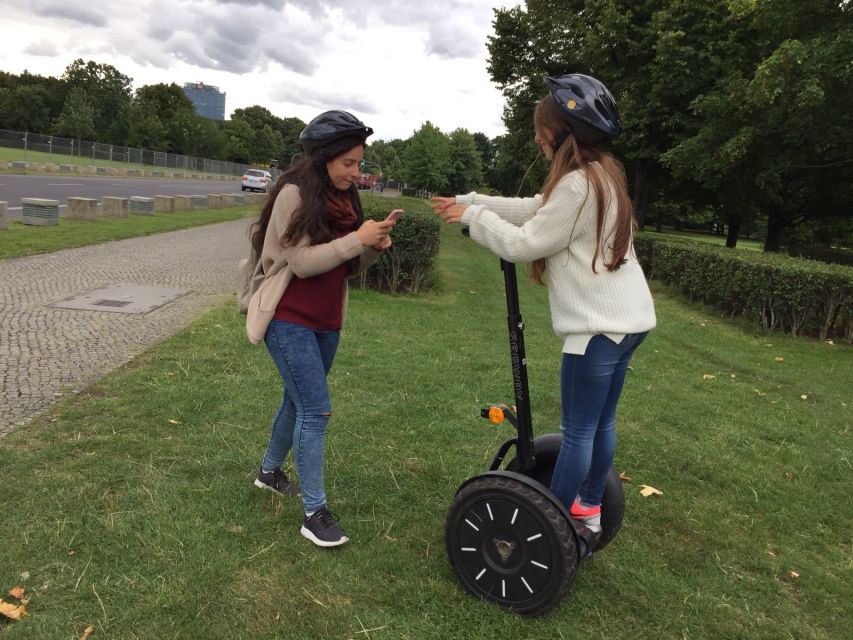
301,507,349,547
254,468,300,497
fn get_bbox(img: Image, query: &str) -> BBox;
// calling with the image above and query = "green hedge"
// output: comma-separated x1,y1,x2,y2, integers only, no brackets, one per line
355,195,440,293
635,234,853,342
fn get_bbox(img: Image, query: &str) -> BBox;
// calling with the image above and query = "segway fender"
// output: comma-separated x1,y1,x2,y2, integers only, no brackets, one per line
454,470,571,522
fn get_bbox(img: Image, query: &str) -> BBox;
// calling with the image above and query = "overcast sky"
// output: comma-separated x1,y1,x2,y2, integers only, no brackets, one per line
0,0,517,141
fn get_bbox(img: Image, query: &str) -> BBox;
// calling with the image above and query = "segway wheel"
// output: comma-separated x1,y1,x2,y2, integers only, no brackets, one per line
445,474,578,616
505,434,625,552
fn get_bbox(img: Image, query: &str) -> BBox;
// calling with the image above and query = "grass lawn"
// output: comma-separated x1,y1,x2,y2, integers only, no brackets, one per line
0,206,260,259
0,224,850,639
639,227,765,251
0,146,232,175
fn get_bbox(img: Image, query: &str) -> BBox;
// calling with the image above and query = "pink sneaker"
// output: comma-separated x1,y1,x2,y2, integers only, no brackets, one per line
570,499,601,518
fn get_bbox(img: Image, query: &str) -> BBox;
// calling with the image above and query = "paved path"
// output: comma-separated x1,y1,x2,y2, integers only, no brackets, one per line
0,218,252,436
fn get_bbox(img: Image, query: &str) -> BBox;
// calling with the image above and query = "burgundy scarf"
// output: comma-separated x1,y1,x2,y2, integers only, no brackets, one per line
325,188,358,231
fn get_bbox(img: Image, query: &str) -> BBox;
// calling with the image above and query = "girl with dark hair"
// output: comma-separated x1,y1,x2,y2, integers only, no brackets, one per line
247,110,396,547
432,75,656,549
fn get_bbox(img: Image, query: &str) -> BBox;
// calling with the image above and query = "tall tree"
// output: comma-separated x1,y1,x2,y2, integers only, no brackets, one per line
404,122,451,192
52,87,96,150
663,0,853,251
447,128,484,193
62,59,133,144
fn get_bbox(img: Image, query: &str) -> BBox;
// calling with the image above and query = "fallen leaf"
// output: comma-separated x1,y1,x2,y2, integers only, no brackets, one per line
788,570,800,580
730,374,737,378
619,471,633,482
703,374,716,381
783,470,798,480
826,340,834,345
699,322,706,327
754,389,767,397
7,587,24,600
275,612,281,622
640,485,663,497
81,624,95,640
774,357,784,363
168,419,182,425
0,598,28,620
767,548,779,558
800,395,808,401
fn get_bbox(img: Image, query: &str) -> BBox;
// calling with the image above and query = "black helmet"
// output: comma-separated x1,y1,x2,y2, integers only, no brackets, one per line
544,74,621,145
299,110,373,155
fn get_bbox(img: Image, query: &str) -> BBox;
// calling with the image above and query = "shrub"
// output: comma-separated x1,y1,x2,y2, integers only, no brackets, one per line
355,194,440,294
635,234,853,342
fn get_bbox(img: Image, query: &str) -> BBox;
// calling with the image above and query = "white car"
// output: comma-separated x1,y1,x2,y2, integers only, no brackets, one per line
241,169,272,192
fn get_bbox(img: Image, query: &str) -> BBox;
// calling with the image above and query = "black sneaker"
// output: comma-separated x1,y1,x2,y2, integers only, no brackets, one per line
301,507,349,547
254,468,300,497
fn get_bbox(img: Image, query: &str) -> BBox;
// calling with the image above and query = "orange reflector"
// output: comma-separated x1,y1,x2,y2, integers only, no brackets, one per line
488,406,505,424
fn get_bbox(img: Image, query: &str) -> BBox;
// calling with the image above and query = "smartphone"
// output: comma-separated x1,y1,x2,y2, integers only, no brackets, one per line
386,209,404,223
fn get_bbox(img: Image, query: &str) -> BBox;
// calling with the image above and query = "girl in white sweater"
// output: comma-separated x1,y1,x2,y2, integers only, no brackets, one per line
432,74,656,544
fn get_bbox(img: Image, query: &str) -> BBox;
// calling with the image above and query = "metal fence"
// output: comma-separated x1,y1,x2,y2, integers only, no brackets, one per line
0,129,251,176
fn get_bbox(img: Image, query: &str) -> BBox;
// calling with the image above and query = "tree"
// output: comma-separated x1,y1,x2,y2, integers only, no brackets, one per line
663,0,853,251
62,59,133,144
404,122,451,192
52,87,96,148
487,1,735,225
447,128,484,193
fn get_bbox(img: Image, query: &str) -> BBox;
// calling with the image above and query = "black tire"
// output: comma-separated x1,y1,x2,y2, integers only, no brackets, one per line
505,434,625,552
241,185,247,191
445,474,578,616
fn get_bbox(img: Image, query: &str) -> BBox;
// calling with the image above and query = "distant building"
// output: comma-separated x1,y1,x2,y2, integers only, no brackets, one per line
182,82,226,121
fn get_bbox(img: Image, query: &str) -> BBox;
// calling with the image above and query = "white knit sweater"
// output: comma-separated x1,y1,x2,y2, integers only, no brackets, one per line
459,169,656,355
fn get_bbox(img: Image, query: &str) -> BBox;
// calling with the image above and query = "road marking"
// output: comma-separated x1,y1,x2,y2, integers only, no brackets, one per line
47,183,84,186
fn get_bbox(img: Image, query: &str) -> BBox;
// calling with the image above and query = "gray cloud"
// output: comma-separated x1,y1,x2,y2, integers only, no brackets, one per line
270,82,379,115
31,1,108,27
23,39,60,57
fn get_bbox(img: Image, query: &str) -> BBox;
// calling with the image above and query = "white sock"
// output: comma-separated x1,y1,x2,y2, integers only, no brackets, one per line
305,510,315,518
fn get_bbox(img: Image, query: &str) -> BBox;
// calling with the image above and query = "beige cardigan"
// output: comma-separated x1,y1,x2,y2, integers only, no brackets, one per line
245,183,380,344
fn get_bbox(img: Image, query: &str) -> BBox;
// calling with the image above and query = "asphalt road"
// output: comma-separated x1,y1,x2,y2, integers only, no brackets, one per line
0,174,254,216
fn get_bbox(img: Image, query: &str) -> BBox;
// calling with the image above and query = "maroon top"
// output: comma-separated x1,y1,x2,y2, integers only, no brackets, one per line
274,230,350,331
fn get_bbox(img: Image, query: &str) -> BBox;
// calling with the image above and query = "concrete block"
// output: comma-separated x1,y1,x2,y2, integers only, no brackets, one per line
96,167,109,175
102,196,128,218
174,195,192,211
129,196,154,215
0,201,7,230
21,198,59,226
0,160,8,170
11,161,27,169
44,163,59,172
220,194,234,207
59,164,74,172
84,165,97,175
66,197,98,221
207,194,223,209
127,168,141,177
229,193,246,205
154,196,175,213
191,195,208,209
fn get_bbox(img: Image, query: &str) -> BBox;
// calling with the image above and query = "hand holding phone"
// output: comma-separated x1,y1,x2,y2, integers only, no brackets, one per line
386,209,404,223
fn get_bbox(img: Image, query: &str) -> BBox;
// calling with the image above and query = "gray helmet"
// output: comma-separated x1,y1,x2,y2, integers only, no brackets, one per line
300,110,373,155
544,74,621,145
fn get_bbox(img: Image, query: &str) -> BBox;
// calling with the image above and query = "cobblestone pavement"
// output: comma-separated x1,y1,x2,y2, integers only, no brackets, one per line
0,218,252,436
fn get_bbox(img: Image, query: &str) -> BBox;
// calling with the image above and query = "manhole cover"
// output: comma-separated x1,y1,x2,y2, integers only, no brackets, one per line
50,283,190,314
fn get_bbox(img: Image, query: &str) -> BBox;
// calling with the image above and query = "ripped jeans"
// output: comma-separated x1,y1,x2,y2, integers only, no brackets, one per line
262,320,340,512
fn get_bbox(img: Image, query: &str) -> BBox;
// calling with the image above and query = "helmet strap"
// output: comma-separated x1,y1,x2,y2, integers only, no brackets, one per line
552,127,572,152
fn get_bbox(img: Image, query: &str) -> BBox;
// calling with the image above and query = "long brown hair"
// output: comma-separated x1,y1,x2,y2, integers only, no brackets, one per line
529,96,634,285
250,134,366,257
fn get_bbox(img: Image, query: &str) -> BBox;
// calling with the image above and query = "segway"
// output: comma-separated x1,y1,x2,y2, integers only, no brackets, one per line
445,258,625,616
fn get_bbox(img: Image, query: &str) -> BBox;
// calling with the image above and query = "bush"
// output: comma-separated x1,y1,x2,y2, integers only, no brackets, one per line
635,234,853,342
354,194,440,293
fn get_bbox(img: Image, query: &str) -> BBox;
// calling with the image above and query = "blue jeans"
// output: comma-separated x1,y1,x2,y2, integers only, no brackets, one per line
262,320,340,512
549,332,648,508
